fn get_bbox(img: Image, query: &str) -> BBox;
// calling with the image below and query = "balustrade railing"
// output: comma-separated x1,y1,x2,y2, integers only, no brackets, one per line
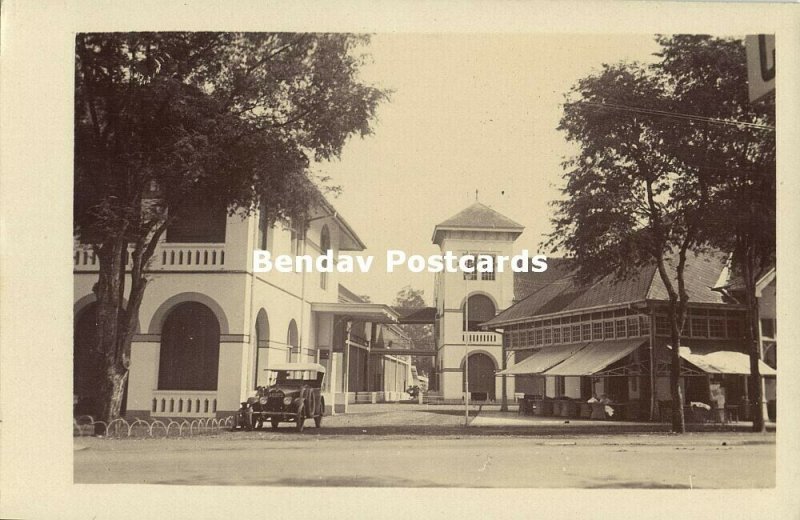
74,243,226,272
462,331,501,345
151,390,218,418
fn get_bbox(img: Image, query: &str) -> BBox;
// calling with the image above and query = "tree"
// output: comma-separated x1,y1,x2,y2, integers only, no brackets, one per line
550,60,714,433
549,36,776,433
393,286,434,376
655,35,775,432
74,32,387,431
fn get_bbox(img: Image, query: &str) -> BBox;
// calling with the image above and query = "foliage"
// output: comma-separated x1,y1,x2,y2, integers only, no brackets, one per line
74,32,388,428
548,35,774,432
393,286,434,376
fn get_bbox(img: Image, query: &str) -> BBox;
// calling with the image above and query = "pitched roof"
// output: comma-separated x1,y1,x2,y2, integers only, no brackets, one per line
432,202,524,244
513,258,572,301
484,250,731,327
338,284,367,304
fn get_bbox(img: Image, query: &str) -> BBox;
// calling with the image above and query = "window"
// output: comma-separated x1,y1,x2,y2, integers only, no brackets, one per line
603,321,615,340
571,325,581,343
592,322,603,340
478,254,496,281
166,196,227,243
543,327,552,345
615,319,627,338
552,327,561,344
627,317,640,337
691,318,709,338
289,219,304,256
534,328,543,346
709,318,725,338
257,203,271,251
761,318,776,339
640,316,651,336
463,253,477,281
655,315,670,336
562,326,571,344
287,320,299,362
319,225,331,290
726,318,742,339
581,323,592,341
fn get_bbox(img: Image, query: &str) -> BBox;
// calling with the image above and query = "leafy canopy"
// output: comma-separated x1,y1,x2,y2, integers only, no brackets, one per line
75,32,388,241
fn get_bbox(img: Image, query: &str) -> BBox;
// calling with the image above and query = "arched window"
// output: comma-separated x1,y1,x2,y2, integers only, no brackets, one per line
158,302,220,390
257,202,271,251
463,294,496,331
319,225,330,290
254,309,270,388
287,319,299,362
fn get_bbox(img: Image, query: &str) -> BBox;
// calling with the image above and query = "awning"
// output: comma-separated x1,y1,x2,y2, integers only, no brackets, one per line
498,343,587,375
677,346,776,376
310,302,399,323
544,339,647,377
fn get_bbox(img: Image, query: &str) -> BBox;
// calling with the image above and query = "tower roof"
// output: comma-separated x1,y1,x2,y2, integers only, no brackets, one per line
432,202,524,244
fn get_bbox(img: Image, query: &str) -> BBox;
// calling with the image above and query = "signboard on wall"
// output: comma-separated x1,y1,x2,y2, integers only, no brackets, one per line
746,34,776,102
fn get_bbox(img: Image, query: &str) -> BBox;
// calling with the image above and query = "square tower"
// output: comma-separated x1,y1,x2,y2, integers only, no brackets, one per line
431,202,524,401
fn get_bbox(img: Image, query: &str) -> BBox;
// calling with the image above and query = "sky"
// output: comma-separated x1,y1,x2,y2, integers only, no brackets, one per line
314,34,662,305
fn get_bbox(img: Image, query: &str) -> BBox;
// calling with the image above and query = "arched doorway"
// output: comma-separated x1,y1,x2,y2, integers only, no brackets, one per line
158,302,220,390
463,352,496,401
464,294,496,331
74,303,100,415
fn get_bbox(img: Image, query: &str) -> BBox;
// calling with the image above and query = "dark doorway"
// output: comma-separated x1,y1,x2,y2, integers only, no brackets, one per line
158,302,220,390
464,352,496,401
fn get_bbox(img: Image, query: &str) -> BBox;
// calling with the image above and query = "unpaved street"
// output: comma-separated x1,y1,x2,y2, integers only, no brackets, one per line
74,406,775,488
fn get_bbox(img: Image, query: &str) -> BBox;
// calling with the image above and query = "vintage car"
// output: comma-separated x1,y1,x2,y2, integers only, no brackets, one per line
234,362,325,432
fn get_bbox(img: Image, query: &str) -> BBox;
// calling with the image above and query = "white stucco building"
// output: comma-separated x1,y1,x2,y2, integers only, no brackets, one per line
74,196,413,419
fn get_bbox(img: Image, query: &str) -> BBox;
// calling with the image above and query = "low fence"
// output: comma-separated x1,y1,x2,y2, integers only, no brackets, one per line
73,415,236,439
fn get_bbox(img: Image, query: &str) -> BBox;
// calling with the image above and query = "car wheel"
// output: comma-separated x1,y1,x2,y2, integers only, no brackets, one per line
270,418,280,430
295,405,305,432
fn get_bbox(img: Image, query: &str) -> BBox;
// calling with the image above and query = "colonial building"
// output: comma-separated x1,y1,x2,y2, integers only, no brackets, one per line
482,250,776,421
74,195,414,419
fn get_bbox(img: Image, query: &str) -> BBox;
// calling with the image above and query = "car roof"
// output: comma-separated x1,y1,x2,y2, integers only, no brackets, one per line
266,362,326,373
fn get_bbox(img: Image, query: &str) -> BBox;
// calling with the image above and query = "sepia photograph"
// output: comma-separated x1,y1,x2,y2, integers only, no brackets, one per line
1,1,799,519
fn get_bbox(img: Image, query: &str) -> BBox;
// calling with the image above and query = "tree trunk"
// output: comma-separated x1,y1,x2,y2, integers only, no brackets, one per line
743,256,766,433
90,225,161,434
668,319,686,433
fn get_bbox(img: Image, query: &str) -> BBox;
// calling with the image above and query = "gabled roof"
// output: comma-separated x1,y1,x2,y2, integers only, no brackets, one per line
513,258,573,302
318,196,366,251
484,251,731,328
432,202,524,245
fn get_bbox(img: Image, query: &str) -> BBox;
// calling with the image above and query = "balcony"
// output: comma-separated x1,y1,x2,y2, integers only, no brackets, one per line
74,243,227,272
462,331,501,345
